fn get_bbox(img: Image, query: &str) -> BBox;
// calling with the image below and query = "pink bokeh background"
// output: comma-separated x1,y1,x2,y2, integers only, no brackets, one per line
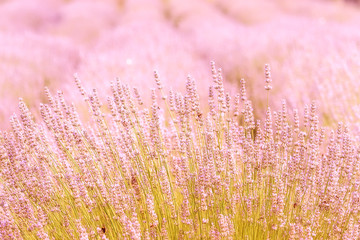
1,0,360,130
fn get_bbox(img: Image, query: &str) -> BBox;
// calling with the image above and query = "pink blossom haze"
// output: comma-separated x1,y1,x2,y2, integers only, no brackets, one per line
0,0,360,129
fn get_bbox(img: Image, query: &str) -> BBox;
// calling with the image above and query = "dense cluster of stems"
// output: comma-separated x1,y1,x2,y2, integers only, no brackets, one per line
1,63,360,239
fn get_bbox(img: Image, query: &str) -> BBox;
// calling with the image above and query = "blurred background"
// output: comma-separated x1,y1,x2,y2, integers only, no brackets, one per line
1,0,360,131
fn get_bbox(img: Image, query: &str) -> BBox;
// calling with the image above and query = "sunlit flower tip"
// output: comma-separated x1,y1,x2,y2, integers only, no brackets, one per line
264,64,272,91
154,70,162,90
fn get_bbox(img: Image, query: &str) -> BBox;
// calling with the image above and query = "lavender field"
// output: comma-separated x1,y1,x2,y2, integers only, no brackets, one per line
1,0,360,239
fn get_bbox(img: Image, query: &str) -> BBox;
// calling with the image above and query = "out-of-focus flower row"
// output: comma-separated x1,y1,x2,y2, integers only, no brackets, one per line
0,0,360,133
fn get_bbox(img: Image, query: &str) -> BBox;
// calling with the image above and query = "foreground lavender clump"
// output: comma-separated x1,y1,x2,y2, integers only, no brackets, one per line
1,63,360,239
